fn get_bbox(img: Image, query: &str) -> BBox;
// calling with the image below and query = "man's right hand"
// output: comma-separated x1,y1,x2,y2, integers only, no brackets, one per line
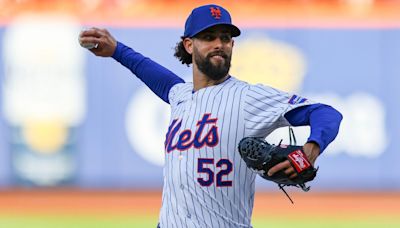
78,27,117,57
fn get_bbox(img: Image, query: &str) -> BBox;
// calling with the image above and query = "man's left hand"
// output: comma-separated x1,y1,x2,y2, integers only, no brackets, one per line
267,142,320,179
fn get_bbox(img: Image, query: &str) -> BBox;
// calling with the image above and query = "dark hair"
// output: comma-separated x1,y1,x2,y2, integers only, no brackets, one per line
174,37,192,66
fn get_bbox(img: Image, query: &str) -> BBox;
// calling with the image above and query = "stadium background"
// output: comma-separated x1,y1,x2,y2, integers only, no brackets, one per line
0,0,399,227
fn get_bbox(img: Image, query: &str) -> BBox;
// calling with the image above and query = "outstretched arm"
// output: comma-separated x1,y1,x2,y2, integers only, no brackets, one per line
79,28,184,103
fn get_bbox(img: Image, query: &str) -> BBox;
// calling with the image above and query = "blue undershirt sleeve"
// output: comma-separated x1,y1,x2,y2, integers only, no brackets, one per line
111,41,185,104
284,104,343,153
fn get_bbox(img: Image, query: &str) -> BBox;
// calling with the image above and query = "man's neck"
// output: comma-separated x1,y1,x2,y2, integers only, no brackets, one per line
193,70,229,92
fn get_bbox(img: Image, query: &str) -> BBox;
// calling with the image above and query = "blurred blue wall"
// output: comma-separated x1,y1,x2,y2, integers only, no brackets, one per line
1,27,399,190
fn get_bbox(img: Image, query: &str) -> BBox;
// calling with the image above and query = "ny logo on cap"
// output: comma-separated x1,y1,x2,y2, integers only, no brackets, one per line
210,6,221,19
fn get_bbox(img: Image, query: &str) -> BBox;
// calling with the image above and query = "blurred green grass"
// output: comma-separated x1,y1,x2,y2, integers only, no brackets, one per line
1,215,399,228
0,215,157,228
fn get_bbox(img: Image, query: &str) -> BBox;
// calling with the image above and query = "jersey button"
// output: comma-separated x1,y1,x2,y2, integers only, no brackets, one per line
180,184,184,190
178,155,183,160
187,213,191,219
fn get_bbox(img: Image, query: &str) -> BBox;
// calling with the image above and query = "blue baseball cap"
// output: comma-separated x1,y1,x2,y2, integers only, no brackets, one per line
183,4,241,38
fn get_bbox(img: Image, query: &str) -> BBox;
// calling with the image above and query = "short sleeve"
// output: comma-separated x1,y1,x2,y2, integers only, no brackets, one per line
168,82,192,107
243,84,315,137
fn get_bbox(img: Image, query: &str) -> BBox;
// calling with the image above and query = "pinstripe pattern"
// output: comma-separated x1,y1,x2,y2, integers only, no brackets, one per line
159,77,314,228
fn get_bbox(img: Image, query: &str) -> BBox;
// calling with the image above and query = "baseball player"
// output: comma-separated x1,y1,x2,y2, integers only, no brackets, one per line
79,4,342,228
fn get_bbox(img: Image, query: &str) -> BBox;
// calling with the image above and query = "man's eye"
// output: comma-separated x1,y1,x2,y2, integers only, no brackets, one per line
204,35,215,40
220,35,232,42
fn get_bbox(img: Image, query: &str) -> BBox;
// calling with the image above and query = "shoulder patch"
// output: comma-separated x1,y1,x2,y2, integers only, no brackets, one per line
288,94,307,105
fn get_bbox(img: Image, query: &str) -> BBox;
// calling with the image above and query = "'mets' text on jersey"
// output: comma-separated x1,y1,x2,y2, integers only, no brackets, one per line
159,77,314,228
165,114,219,152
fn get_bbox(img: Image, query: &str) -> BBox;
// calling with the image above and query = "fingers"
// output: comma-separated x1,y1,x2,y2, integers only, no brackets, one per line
267,160,297,179
78,28,103,46
79,27,104,38
79,36,101,46
267,160,290,176
284,166,295,176
78,27,117,57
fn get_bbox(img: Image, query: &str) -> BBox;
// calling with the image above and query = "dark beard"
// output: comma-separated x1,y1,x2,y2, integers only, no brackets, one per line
194,50,231,81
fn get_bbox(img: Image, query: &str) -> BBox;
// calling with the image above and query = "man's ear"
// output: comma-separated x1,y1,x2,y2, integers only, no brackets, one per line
183,38,193,54
232,39,235,47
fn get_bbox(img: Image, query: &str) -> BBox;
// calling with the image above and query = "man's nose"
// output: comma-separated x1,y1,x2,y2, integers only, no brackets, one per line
213,37,223,49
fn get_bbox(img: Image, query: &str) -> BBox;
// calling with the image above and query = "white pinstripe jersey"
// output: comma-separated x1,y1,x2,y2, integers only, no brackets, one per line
159,76,313,228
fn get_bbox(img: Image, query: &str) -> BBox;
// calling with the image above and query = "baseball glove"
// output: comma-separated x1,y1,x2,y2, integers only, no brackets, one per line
238,137,318,202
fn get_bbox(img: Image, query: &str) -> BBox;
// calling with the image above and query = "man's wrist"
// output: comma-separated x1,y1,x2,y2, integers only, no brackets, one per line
303,142,320,165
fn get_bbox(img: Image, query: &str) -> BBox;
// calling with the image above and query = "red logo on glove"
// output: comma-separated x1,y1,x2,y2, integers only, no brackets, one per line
288,150,311,173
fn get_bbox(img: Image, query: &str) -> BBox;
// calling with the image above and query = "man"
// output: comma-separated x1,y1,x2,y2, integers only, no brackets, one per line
79,4,342,228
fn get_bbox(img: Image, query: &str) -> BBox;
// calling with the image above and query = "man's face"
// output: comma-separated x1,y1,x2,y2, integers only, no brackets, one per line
192,25,233,80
